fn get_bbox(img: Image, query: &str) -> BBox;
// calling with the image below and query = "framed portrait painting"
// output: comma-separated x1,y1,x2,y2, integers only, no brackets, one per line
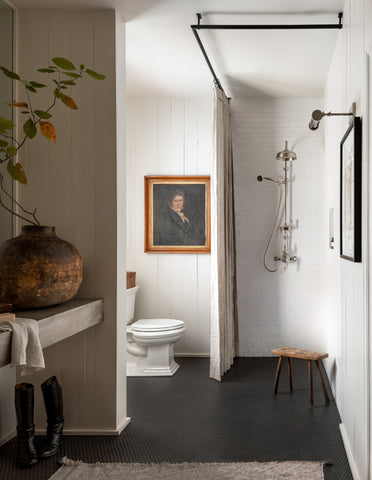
340,116,362,262
144,176,211,253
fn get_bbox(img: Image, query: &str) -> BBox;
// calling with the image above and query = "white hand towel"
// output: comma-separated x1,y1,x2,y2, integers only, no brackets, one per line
0,318,45,375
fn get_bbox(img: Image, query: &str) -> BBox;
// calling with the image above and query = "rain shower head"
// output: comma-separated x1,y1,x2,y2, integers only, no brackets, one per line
308,105,355,130
276,141,297,161
309,110,324,130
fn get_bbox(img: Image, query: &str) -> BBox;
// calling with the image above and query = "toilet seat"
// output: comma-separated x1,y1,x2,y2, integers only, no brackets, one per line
131,318,184,333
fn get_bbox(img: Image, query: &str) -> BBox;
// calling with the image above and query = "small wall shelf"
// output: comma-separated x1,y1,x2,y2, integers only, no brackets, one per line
0,299,104,368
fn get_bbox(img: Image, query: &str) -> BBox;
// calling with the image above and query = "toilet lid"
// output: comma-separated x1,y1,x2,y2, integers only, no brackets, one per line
131,318,184,332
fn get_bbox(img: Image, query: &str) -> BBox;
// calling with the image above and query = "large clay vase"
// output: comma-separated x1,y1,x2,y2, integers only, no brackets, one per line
0,225,83,309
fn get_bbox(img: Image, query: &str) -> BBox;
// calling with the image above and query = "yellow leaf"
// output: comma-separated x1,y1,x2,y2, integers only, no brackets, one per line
39,120,56,143
59,92,78,110
7,160,27,185
14,163,27,184
14,102,28,108
7,102,28,108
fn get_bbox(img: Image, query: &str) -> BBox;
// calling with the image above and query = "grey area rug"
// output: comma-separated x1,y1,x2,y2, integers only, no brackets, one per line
50,457,325,480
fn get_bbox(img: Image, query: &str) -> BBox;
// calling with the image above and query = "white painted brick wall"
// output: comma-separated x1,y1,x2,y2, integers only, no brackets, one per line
232,98,325,356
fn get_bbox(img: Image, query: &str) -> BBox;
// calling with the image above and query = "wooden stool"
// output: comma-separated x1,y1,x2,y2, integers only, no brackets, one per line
270,347,330,407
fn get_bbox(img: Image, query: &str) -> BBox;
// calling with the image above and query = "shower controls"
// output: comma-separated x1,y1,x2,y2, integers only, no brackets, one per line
274,254,297,263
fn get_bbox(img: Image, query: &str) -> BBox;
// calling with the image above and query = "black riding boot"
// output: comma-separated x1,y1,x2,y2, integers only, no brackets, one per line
39,376,64,458
14,383,38,467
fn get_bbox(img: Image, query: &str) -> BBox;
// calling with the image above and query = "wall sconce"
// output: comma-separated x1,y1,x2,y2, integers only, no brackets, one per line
309,103,356,130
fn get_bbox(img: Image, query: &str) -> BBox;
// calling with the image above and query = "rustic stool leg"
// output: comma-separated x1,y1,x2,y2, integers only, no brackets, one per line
287,357,293,391
315,360,330,404
273,356,283,394
308,360,313,407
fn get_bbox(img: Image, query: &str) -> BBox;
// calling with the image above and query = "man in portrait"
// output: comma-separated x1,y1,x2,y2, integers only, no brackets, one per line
153,187,205,246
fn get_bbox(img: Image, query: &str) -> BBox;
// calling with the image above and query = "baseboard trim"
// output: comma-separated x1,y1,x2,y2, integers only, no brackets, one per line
35,417,131,436
175,353,210,357
339,423,360,480
117,416,131,435
0,429,16,446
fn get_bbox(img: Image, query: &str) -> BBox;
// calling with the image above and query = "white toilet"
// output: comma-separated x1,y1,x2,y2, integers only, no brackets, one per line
126,286,185,376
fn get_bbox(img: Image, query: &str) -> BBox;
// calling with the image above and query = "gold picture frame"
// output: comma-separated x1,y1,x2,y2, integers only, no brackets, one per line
144,175,211,253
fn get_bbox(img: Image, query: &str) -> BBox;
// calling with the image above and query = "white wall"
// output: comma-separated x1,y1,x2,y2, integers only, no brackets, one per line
232,98,325,356
322,0,372,478
126,97,212,356
0,9,128,436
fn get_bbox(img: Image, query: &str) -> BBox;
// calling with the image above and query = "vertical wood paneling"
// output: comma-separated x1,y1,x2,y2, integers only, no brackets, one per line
184,100,198,175
0,366,16,445
157,99,172,174
90,10,118,429
16,10,125,434
18,10,50,224
70,11,95,297
126,96,212,355
170,100,185,173
49,12,74,239
140,100,162,316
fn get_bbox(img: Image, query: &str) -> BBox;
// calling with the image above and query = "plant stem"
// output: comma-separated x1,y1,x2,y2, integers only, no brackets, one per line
0,173,40,225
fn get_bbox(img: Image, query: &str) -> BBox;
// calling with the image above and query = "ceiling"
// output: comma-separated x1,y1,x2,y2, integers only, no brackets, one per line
11,0,346,99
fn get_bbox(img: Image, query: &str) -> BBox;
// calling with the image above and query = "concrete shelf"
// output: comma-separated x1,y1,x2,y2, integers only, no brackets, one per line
0,299,104,368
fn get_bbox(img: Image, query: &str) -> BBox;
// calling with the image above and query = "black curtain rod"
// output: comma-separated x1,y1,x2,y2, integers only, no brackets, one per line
191,28,224,92
192,12,343,30
191,12,343,94
193,23,342,30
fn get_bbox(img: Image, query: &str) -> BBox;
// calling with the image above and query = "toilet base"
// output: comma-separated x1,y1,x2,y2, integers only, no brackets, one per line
127,355,180,377
126,343,180,377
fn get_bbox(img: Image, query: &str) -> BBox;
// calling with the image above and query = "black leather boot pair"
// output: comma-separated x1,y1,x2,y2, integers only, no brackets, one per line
14,376,64,467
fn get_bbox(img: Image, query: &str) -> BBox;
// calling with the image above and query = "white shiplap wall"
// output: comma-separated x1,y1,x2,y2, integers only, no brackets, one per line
8,9,128,435
126,97,212,356
232,98,325,356
322,0,371,478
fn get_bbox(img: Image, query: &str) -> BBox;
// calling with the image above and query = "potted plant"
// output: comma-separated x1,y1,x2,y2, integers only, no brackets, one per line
0,57,105,309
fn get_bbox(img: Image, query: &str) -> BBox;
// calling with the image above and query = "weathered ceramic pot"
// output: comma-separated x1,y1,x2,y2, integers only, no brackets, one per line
0,225,83,309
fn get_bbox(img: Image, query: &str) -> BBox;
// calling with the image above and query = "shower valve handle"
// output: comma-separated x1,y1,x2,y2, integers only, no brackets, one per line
274,255,297,263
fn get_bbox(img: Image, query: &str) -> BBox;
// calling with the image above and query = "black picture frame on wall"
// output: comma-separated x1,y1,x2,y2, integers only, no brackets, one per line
340,116,362,262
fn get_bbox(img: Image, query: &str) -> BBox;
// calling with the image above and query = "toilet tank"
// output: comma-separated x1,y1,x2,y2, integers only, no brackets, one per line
126,285,140,324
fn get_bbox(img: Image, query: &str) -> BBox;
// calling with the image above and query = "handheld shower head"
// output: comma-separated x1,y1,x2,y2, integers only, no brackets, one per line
257,175,282,185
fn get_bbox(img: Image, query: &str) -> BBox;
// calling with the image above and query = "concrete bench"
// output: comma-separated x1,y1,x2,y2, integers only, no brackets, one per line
0,299,104,368
270,347,330,407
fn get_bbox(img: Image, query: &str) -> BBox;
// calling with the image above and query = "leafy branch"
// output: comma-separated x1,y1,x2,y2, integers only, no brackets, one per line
0,57,105,225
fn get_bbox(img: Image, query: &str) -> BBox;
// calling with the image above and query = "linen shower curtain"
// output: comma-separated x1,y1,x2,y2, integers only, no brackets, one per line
210,85,239,382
